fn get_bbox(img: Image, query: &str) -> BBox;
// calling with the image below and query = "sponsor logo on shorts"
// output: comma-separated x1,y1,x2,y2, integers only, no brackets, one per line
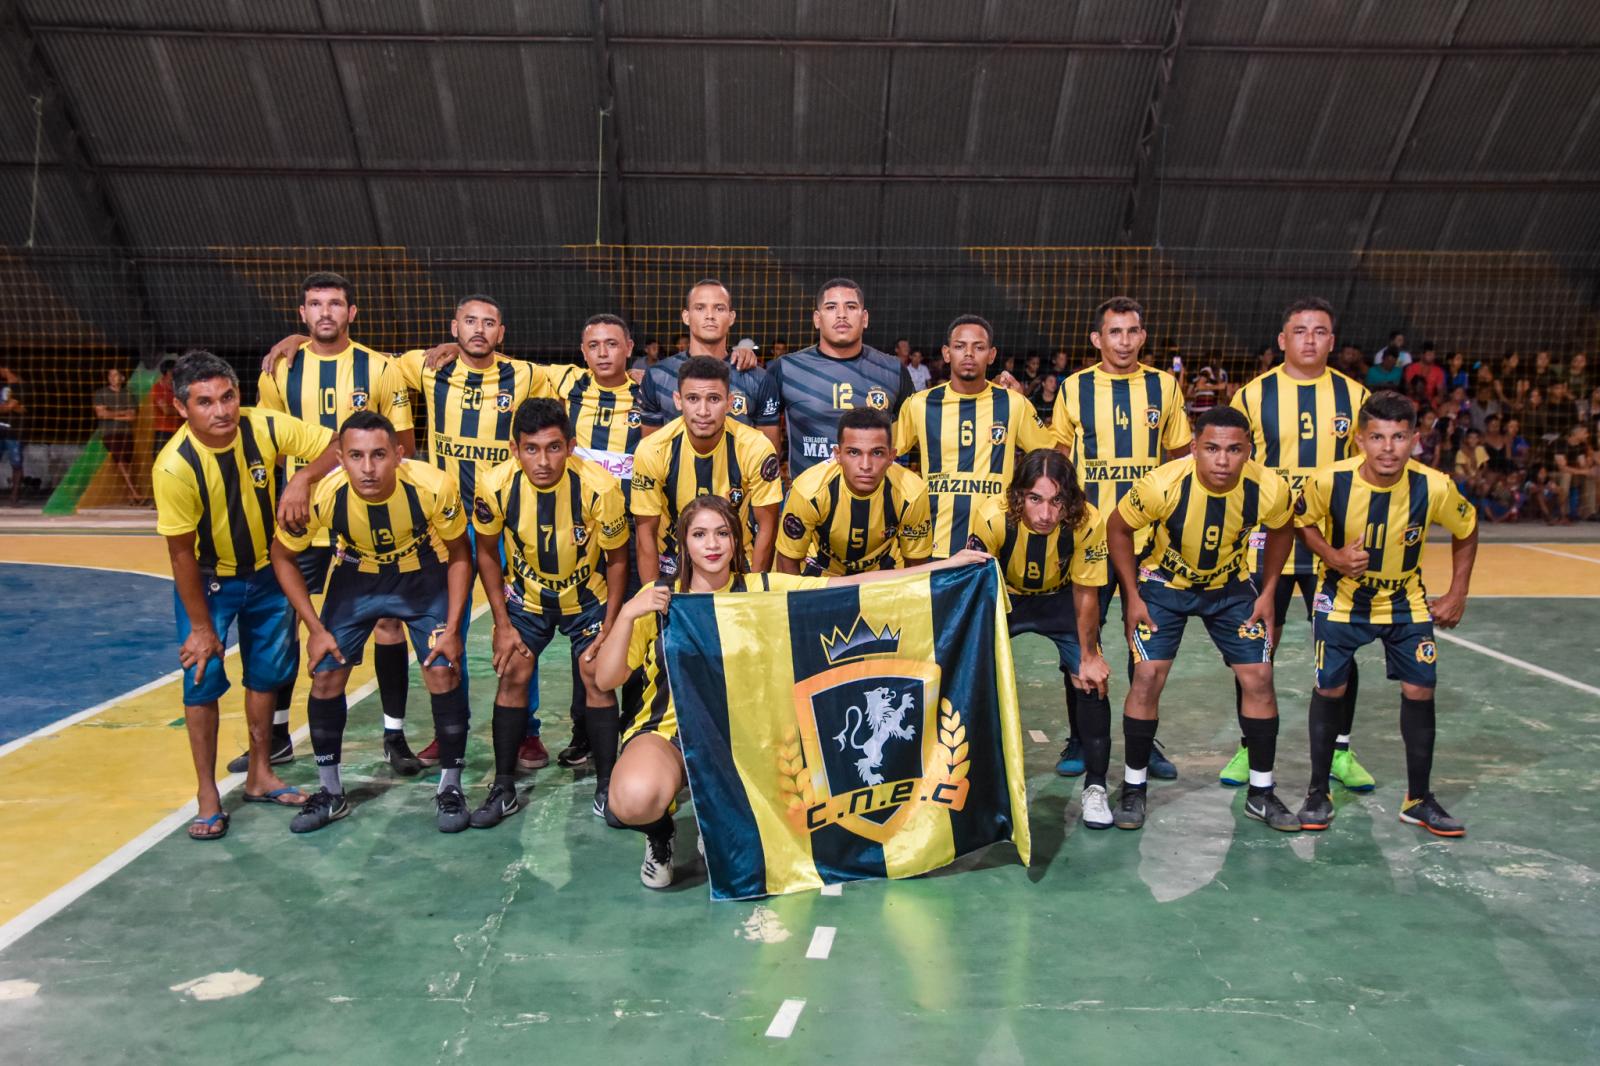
428,625,445,649
1237,621,1267,641
1134,622,1153,641
760,454,781,482
1332,414,1351,438
783,512,807,540
580,619,604,638
1416,640,1437,664
349,388,369,410
1248,530,1268,550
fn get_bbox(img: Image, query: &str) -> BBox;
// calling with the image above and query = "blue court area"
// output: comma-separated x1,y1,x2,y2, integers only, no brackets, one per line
0,564,176,743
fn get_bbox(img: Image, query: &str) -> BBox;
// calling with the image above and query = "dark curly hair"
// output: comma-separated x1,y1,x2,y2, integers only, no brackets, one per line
1005,449,1088,534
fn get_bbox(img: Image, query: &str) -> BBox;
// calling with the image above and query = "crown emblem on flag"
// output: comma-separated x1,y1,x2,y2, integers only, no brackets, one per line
820,616,901,664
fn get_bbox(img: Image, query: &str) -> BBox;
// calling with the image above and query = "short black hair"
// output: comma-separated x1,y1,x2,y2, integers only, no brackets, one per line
1282,296,1337,332
816,277,865,308
513,397,571,440
456,293,502,318
946,314,994,346
1093,296,1144,331
684,278,732,308
171,349,237,403
837,407,892,443
158,356,177,375
583,313,632,339
301,271,354,305
1358,391,1418,429
1193,406,1251,437
339,410,395,440
678,355,730,388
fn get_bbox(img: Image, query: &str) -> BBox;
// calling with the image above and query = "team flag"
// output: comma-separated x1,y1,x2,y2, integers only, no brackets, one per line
663,563,1031,900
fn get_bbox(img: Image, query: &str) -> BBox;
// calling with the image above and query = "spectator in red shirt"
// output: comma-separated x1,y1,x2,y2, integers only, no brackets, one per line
148,357,183,457
1404,343,1446,406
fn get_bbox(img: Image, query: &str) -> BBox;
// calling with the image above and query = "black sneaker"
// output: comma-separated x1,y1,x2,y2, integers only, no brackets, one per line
226,737,294,774
1113,786,1147,830
557,739,592,768
436,785,470,833
1147,739,1179,780
289,788,349,833
383,734,423,777
469,782,522,829
1297,790,1335,831
592,786,608,819
1399,793,1465,837
1244,789,1302,832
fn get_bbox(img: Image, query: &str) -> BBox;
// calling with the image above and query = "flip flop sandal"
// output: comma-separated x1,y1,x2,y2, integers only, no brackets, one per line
188,811,229,841
243,786,304,807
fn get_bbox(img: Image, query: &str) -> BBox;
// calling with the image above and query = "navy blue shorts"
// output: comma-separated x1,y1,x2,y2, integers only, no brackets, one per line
315,558,454,672
294,543,334,596
508,601,607,660
1129,578,1271,667
173,567,296,705
1314,615,1437,690
1008,585,1082,675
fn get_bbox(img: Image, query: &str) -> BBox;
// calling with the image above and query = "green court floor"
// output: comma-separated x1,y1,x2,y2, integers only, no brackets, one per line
2,598,1597,1064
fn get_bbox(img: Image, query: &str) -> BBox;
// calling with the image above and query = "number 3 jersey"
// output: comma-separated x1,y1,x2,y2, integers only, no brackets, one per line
1294,456,1476,624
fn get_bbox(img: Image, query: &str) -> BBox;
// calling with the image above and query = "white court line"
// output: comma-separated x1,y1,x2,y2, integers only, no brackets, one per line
805,926,836,960
1511,544,1600,566
1027,729,1049,743
1437,632,1600,698
819,883,842,897
765,998,807,1039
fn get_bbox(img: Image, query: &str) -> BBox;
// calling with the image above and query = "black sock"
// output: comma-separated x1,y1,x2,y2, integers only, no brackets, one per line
492,703,525,780
1307,692,1342,795
375,642,410,733
430,685,470,772
272,644,298,743
587,704,621,790
1241,715,1279,795
1335,661,1360,748
1122,714,1158,788
609,811,674,837
1233,678,1248,747
1399,696,1436,798
306,693,348,790
1064,675,1080,742
1076,691,1112,789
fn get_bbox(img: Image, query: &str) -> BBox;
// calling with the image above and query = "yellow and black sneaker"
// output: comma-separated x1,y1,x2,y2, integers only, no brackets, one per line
1399,793,1465,837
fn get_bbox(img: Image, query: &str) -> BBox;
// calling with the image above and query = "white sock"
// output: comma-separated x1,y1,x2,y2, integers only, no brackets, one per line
273,709,290,726
383,715,406,732
1123,766,1148,787
1335,733,1351,746
1249,769,1274,789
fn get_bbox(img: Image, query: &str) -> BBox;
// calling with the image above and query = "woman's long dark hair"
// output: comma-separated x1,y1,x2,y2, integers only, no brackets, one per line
1005,448,1088,534
673,495,749,592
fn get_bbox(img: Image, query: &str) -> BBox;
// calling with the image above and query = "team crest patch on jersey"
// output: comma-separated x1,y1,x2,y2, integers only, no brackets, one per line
627,410,642,428
783,513,806,540
1332,414,1351,438
866,388,889,410
350,388,369,410
1403,525,1423,546
1416,640,1437,664
474,497,493,523
1457,500,1470,518
760,455,781,482
729,487,746,508
990,424,1007,445
1145,406,1161,427
248,462,268,488
1124,486,1143,511
1237,621,1267,641
1294,492,1308,515
731,393,749,416
573,526,588,547
495,392,512,412
441,502,459,520
883,524,898,540
601,517,626,539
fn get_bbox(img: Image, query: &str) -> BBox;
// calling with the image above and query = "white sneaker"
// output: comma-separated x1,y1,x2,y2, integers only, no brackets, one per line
1080,784,1113,830
641,829,675,889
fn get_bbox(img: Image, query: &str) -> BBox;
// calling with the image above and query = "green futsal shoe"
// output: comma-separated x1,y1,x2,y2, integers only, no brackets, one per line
1219,745,1250,787
1330,748,1376,792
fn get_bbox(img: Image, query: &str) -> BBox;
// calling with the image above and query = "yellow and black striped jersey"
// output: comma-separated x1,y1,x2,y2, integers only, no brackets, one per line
968,495,1107,596
1053,364,1191,515
1117,457,1293,591
278,459,465,575
394,350,557,503
1231,366,1369,575
473,456,629,617
621,572,828,743
630,417,783,557
256,342,412,474
555,367,643,491
1295,456,1477,624
777,461,934,574
893,382,1060,559
155,409,334,577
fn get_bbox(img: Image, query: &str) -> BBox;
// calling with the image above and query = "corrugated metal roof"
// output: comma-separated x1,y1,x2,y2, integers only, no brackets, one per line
22,0,319,32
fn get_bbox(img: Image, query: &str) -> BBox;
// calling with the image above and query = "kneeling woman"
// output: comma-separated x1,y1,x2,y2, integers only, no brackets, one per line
968,449,1113,828
590,494,986,888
